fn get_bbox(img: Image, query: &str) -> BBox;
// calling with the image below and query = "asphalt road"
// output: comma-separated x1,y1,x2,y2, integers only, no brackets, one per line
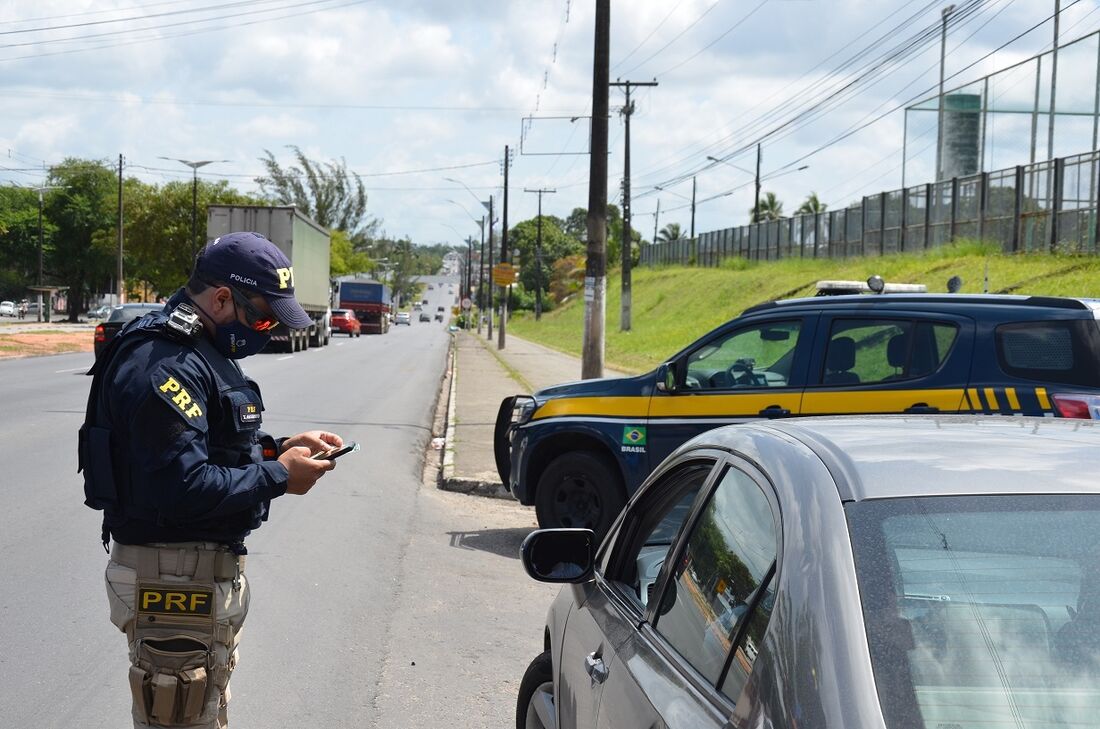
0,278,556,728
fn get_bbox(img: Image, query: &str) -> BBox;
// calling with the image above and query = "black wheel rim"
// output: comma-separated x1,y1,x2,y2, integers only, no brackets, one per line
550,473,602,529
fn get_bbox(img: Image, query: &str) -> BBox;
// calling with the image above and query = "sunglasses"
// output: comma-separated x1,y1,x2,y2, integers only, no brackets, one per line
228,286,279,333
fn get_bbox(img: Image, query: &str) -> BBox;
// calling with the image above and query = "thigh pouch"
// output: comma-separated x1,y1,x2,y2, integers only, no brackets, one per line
126,549,225,727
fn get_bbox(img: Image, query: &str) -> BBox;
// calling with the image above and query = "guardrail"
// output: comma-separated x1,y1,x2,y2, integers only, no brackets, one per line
640,150,1100,266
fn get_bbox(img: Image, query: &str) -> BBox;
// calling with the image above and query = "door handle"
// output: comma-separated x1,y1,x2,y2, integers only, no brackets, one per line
758,406,791,418
584,651,609,685
904,403,940,414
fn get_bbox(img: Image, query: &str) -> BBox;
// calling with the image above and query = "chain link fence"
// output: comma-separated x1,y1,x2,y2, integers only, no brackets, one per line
640,150,1100,267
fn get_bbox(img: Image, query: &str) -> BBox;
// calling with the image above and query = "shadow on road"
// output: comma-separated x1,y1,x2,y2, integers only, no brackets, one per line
447,527,532,560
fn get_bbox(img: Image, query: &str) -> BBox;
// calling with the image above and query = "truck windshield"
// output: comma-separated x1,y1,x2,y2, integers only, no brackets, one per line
847,495,1100,729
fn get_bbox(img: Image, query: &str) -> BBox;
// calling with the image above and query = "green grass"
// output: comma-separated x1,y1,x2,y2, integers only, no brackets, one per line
506,242,1100,373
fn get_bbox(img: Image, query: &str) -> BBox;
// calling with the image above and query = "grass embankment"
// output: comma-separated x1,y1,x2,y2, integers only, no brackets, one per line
507,242,1100,374
0,330,92,358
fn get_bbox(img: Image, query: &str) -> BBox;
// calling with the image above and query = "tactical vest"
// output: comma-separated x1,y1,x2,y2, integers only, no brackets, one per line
79,311,273,546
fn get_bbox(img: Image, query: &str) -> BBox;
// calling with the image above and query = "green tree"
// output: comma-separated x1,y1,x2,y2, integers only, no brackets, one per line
795,192,827,215
44,159,118,321
0,186,45,300
750,192,784,222
657,222,686,244
562,205,641,267
509,216,584,298
256,145,378,239
329,229,375,277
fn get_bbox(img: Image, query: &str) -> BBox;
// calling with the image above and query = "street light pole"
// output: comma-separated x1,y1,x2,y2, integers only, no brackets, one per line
935,4,956,181
158,157,229,260
524,188,557,321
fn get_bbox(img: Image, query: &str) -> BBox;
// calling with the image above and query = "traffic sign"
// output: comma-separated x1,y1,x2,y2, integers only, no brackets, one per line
492,263,518,286
461,297,472,310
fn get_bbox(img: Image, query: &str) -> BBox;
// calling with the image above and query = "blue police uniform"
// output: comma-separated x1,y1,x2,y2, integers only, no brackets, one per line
81,289,289,548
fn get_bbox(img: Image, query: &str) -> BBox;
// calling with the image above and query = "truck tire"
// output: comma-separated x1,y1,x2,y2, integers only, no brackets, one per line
534,451,624,541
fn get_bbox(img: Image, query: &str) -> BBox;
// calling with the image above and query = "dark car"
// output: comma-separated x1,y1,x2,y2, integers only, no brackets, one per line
94,304,163,358
497,292,1100,537
331,308,361,337
419,312,431,322
435,306,445,322
518,415,1100,729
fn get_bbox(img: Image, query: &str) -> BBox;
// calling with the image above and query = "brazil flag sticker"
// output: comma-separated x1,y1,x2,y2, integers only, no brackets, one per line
622,426,647,446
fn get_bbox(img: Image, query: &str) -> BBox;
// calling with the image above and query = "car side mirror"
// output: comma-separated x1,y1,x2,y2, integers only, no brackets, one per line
655,362,677,393
521,529,596,583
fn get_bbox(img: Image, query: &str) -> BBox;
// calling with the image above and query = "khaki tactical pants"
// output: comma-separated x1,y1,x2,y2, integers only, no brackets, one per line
105,543,250,729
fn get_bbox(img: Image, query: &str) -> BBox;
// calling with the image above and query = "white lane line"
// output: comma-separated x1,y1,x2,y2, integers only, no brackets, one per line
277,355,294,361
335,342,344,346
55,366,90,373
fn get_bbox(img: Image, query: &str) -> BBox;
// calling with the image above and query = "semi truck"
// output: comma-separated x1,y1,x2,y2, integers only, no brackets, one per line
337,280,391,334
206,205,332,352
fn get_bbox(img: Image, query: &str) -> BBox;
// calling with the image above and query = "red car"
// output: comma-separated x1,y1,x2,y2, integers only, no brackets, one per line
331,309,361,337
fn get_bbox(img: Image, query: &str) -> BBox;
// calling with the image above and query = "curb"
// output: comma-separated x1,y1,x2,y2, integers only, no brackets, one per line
437,331,512,500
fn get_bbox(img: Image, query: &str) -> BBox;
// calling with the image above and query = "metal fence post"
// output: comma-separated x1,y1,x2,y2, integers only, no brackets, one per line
880,191,888,255
978,171,989,243
1050,157,1064,252
950,177,959,243
900,188,908,253
1013,165,1025,252
924,183,932,250
814,211,821,258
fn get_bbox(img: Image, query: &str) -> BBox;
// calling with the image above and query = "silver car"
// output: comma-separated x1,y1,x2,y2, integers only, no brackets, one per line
519,416,1100,729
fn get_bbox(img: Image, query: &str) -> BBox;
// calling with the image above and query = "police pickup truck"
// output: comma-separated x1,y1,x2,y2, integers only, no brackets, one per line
495,286,1100,537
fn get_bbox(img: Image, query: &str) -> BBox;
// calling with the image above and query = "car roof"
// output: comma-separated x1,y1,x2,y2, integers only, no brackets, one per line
741,292,1100,316
695,416,1100,502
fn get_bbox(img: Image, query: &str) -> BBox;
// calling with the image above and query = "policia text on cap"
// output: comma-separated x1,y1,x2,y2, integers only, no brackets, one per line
80,232,343,729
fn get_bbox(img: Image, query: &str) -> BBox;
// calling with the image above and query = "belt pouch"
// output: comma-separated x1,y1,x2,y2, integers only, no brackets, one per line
180,667,208,722
129,665,150,723
150,673,178,723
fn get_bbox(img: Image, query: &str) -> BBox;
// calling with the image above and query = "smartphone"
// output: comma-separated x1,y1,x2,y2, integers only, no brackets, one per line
311,442,359,461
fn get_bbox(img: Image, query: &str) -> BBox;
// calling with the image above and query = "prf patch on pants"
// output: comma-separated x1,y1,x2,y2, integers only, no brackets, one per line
137,586,215,619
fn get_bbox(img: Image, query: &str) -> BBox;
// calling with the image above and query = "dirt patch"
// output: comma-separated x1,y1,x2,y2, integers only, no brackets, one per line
0,331,93,359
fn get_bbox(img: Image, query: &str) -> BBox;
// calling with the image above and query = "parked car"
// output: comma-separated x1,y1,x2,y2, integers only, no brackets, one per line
518,415,1100,729
395,312,411,326
331,309,361,337
87,304,112,319
93,303,164,358
0,301,15,317
419,312,431,322
435,305,445,322
497,288,1100,537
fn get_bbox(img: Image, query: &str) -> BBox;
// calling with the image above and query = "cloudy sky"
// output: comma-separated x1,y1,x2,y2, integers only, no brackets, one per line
1,0,1096,247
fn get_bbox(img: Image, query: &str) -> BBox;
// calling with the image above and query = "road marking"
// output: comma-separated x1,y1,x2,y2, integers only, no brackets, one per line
55,366,90,373
335,342,344,347
277,355,294,361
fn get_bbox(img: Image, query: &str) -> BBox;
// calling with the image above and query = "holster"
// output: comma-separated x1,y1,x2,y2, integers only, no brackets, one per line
127,548,219,727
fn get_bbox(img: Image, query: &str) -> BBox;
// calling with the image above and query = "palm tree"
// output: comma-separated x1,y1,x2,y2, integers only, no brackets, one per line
795,192,827,215
656,222,686,244
750,192,784,222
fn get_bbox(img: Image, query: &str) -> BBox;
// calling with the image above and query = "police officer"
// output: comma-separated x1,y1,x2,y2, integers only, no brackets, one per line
80,232,341,729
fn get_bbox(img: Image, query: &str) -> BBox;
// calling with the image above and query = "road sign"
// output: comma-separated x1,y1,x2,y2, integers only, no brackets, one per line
492,263,518,286
461,297,472,310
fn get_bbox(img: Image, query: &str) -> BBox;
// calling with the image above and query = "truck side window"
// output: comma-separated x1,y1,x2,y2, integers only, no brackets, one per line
684,320,801,391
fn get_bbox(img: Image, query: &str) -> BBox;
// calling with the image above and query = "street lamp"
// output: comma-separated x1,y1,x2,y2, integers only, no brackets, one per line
444,177,492,214
158,157,230,260
935,4,957,180
655,178,697,239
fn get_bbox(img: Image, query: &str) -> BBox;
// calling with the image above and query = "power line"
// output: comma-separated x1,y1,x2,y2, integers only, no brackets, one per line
653,0,771,79
618,0,723,77
611,0,688,71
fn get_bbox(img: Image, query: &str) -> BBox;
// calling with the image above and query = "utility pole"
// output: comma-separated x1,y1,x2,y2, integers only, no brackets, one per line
499,145,511,350
690,176,697,239
32,184,66,322
610,78,658,333
653,198,661,244
1048,0,1061,161
478,214,486,334
754,143,762,222
935,5,956,180
524,187,557,320
117,154,125,305
582,0,610,379
158,157,228,259
487,195,495,341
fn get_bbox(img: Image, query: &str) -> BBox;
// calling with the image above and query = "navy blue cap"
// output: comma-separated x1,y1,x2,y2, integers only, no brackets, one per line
193,231,312,329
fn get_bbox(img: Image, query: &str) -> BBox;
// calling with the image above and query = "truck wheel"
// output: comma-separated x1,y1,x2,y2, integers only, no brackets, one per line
535,451,624,541
516,651,554,729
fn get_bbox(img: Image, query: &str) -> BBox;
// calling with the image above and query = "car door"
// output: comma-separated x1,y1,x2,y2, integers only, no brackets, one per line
557,457,719,729
801,311,974,415
646,315,816,470
595,458,783,728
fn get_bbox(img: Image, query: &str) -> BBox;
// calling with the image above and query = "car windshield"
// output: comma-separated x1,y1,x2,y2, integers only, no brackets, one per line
107,305,160,323
847,495,1100,729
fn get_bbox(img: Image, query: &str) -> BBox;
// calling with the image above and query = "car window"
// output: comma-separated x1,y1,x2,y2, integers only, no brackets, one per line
848,495,1100,729
819,319,958,386
652,466,778,692
107,305,159,323
605,462,713,610
685,320,801,391
995,320,1100,387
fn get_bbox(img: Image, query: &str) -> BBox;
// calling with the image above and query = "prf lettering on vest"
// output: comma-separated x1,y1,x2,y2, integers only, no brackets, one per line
276,266,293,290
139,588,214,616
158,376,203,418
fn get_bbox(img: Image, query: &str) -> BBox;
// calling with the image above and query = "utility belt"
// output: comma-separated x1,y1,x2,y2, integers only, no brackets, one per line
112,542,245,727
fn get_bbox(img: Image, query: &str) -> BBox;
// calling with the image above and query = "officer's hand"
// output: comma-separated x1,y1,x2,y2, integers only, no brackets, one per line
281,430,343,455
279,446,335,495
